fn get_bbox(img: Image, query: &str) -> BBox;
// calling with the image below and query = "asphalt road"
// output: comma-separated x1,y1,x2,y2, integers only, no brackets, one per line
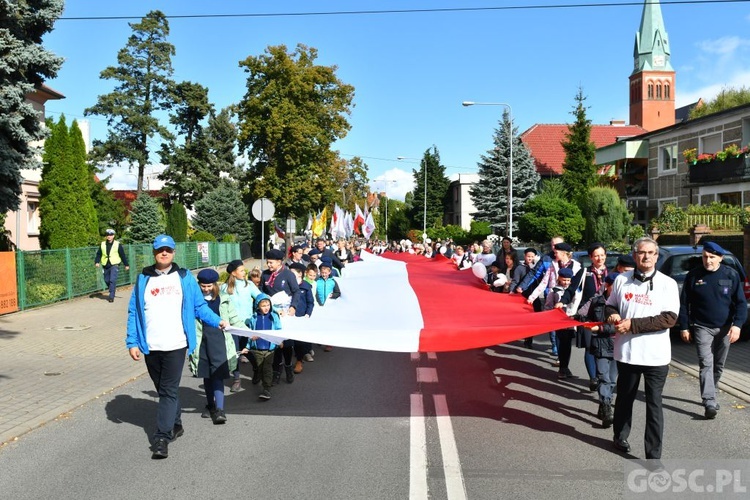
1,340,748,500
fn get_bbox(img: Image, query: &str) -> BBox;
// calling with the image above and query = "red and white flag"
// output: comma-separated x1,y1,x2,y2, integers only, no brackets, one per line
353,203,366,235
231,251,583,352
362,212,376,239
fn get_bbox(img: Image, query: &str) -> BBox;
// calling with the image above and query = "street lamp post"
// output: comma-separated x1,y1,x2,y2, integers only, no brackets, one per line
462,101,514,239
397,156,427,239
376,179,397,242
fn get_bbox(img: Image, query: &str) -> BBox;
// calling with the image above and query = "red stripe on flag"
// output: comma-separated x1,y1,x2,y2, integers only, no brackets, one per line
380,253,583,352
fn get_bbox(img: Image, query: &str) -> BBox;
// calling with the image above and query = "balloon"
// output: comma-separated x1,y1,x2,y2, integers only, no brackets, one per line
439,245,447,254
471,262,487,280
493,275,508,287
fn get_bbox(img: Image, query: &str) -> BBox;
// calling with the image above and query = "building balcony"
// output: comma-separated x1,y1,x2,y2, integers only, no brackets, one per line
688,156,750,184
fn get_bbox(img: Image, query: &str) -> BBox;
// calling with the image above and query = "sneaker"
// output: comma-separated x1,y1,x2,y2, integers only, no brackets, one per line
309,349,315,357
303,353,314,362
151,438,169,459
172,424,184,440
201,405,216,419
294,360,304,374
230,379,241,393
705,405,718,419
212,409,227,425
258,390,271,401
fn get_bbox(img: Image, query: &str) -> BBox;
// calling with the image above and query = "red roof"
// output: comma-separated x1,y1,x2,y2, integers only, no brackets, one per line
520,123,647,176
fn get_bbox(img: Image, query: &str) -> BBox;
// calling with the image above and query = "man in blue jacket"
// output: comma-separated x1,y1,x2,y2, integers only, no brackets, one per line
678,241,747,419
126,234,227,459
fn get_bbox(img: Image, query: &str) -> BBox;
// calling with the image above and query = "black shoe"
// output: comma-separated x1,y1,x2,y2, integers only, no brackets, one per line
613,438,631,453
589,378,599,391
201,404,216,419
108,298,114,303
252,371,261,385
172,424,184,440
705,406,718,419
212,409,227,425
272,371,281,385
258,389,271,401
285,365,295,383
152,438,169,459
597,403,606,419
602,405,614,429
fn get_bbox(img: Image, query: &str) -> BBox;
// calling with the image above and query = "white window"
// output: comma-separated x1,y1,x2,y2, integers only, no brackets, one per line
660,144,678,173
27,201,39,234
700,133,722,156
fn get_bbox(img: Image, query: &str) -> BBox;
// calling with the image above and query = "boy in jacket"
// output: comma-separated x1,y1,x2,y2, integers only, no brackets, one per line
241,293,282,401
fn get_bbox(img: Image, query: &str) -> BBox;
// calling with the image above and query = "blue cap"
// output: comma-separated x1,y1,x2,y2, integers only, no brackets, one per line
702,241,726,256
153,234,175,250
605,272,620,284
558,267,574,278
197,269,220,284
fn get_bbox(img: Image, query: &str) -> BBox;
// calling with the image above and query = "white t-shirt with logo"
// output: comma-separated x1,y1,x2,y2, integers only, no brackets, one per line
144,272,186,351
606,270,679,366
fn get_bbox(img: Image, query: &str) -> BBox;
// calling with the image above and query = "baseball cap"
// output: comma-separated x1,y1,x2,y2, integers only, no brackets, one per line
153,234,176,250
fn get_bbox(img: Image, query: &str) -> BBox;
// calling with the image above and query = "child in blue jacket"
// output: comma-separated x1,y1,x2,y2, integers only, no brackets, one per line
315,259,341,306
241,293,282,401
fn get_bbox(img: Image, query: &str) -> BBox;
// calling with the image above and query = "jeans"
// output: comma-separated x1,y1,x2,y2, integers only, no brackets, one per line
584,351,597,380
613,362,669,459
144,348,187,441
596,356,618,404
693,324,731,407
103,265,119,299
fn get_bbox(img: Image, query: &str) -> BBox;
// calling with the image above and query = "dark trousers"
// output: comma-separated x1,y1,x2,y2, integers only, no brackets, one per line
294,340,312,359
252,350,275,390
613,361,669,459
273,342,295,372
103,265,119,299
556,328,575,373
144,348,187,441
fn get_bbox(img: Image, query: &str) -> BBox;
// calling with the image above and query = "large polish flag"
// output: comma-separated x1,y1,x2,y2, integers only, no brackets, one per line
234,251,584,353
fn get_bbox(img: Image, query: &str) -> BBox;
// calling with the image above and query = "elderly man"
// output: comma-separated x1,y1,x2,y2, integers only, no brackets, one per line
126,234,227,459
606,237,679,461
678,241,747,419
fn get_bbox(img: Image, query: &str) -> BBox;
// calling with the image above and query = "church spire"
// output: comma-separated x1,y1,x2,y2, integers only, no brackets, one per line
633,0,673,73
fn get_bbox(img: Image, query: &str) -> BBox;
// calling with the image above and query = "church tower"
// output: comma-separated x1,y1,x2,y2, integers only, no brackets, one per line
629,0,675,131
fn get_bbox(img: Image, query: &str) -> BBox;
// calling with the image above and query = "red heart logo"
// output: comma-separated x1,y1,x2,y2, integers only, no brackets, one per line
624,292,633,301
151,288,160,296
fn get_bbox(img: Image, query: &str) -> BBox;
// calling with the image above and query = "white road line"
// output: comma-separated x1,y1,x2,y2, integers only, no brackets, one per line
434,394,467,500
416,367,439,383
411,352,421,361
410,393,429,500
427,352,437,360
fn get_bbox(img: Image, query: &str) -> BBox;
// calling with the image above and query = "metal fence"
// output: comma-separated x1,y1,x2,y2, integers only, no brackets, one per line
16,241,240,310
686,214,743,231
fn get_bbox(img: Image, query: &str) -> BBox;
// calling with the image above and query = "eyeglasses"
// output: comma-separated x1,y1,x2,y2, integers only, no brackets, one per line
155,247,174,254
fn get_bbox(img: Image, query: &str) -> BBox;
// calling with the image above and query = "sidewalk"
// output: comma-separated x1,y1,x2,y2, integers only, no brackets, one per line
1,263,749,445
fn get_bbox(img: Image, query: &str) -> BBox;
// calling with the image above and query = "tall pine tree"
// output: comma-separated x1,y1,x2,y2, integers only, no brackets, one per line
38,117,99,248
193,182,253,243
560,87,597,206
0,0,63,213
128,194,165,243
85,10,176,196
469,110,539,236
410,146,450,234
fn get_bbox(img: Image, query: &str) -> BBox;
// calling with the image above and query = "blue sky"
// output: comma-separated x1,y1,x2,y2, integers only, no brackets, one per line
43,1,750,200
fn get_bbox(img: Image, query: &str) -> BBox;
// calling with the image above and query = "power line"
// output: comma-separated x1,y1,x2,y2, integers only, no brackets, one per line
58,1,750,22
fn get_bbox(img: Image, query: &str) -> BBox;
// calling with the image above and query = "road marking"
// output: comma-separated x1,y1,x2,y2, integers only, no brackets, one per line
427,352,437,360
416,367,438,383
434,394,467,500
410,393,428,500
411,352,420,361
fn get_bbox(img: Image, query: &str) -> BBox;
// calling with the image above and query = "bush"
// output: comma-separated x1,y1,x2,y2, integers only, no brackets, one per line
26,281,66,305
191,230,216,242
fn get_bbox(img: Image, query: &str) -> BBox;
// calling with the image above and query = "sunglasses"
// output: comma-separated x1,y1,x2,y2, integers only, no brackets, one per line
155,247,174,254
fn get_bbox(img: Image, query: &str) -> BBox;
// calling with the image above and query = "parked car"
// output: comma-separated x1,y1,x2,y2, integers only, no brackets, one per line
657,245,750,341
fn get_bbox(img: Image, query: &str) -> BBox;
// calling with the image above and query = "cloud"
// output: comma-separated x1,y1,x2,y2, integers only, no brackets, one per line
696,36,750,56
100,163,166,190
370,168,414,202
677,70,750,108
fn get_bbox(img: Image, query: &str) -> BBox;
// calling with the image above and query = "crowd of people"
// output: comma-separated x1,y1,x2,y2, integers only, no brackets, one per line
126,232,745,464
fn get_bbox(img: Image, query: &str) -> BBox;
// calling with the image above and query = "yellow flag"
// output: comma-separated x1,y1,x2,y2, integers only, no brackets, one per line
312,207,328,237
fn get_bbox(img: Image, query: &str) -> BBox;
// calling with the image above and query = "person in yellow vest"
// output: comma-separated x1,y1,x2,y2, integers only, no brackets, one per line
95,228,129,302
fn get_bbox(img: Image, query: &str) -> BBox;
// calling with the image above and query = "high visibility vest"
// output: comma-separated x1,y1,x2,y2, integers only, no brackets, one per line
100,241,122,266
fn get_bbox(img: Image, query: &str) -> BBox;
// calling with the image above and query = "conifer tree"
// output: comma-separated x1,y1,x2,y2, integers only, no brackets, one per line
583,187,632,245
193,182,253,243
85,10,176,196
470,110,539,236
560,87,597,206
0,0,64,213
38,117,99,248
128,194,165,243
166,202,188,242
410,146,450,233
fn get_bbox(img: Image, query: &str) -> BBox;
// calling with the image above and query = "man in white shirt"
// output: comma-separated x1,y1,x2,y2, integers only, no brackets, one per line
126,234,227,459
605,237,679,462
